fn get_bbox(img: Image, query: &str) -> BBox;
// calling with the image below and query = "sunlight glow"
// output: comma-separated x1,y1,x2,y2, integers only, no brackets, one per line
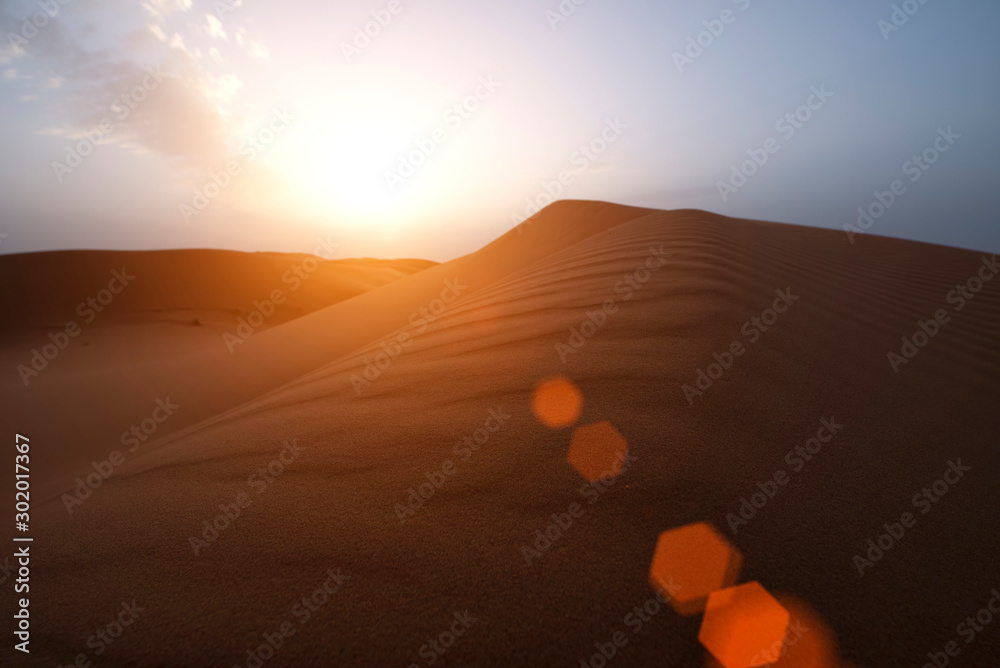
272,86,439,229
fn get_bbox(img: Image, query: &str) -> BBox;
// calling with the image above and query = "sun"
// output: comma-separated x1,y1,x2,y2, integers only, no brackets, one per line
270,88,438,228
283,120,401,220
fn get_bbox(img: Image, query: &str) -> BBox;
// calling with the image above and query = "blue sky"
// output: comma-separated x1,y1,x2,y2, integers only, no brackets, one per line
1,0,998,260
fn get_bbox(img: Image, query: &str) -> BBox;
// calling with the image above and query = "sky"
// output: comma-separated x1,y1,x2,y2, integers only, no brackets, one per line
1,0,998,261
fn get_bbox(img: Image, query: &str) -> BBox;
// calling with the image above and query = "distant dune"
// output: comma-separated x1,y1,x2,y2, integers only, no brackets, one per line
0,249,436,332
5,201,999,666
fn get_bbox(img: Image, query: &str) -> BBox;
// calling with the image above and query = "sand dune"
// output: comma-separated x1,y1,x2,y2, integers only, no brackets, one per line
0,249,434,486
9,202,1000,666
0,203,649,489
0,249,435,332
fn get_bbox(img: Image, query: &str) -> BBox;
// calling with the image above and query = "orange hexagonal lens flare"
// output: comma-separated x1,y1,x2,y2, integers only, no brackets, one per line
699,582,790,668
648,522,743,616
762,595,840,668
567,421,629,482
704,595,840,668
531,376,583,429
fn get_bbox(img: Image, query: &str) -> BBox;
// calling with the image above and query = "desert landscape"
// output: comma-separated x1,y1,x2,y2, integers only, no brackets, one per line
2,201,999,666
2,1,999,666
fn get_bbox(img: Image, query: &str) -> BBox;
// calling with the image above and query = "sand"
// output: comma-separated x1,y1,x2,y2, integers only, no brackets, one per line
0,250,434,487
3,201,999,666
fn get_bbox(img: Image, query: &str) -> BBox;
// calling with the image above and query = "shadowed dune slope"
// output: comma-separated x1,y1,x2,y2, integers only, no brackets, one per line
23,203,1000,666
0,248,436,331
